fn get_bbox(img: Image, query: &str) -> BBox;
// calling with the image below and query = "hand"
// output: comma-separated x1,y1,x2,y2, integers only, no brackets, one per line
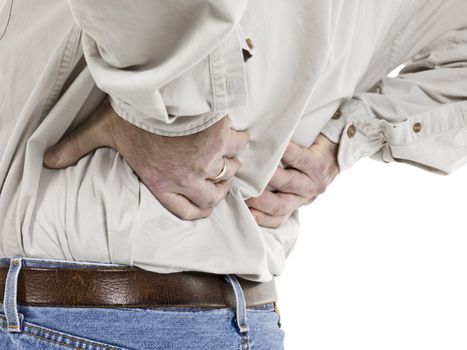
245,133,339,228
43,98,250,220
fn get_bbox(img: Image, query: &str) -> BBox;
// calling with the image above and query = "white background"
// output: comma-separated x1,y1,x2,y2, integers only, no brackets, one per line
276,66,467,349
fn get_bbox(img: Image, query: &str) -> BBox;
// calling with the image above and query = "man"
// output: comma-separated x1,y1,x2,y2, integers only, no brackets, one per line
1,0,467,348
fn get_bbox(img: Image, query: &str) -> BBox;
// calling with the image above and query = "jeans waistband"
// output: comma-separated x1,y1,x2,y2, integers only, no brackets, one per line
0,256,125,269
0,256,252,335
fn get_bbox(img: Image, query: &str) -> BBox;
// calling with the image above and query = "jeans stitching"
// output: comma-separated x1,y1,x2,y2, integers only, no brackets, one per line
0,314,121,350
20,332,86,350
224,275,249,333
241,333,251,350
4,258,21,331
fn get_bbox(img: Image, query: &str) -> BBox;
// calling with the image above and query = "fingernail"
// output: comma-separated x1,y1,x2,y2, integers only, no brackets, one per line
44,147,59,165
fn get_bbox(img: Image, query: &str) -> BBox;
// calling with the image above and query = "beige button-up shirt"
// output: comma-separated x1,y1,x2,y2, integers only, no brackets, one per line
1,0,467,282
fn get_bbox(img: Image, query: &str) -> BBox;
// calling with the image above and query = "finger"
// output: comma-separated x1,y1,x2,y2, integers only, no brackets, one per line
281,141,311,174
224,129,250,157
181,179,230,210
245,190,304,217
43,114,109,169
268,166,312,197
249,207,290,229
156,191,213,220
207,157,241,182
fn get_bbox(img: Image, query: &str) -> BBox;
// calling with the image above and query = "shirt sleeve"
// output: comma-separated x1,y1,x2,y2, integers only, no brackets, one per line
66,0,249,136
320,28,467,175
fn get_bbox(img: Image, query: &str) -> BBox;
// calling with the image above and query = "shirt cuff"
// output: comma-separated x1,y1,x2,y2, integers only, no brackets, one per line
321,98,467,174
320,99,386,171
109,96,229,137
109,28,249,137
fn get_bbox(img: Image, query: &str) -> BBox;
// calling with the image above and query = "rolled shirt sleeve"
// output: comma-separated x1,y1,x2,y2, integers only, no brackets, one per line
66,0,249,136
321,28,467,174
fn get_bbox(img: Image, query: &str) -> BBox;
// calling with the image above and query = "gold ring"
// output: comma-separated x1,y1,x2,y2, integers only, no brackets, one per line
209,160,227,182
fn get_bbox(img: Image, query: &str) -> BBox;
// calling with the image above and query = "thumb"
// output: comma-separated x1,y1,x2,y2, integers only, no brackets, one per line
43,117,108,169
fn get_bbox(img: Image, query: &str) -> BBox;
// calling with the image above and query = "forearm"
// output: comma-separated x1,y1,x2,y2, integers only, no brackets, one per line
67,0,249,136
321,27,467,174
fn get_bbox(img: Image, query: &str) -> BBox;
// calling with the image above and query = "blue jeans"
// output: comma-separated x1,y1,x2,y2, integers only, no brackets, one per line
0,257,284,349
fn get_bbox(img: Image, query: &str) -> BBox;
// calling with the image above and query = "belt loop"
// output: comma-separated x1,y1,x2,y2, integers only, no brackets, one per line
224,274,249,334
3,257,23,333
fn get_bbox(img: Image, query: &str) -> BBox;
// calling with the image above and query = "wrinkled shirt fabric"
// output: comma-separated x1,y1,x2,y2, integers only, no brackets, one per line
1,0,467,282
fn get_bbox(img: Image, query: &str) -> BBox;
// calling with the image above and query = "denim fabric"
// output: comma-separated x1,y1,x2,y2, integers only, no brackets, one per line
0,257,284,349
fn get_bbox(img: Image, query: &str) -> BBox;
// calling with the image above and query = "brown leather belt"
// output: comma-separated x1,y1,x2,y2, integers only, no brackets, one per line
0,266,277,308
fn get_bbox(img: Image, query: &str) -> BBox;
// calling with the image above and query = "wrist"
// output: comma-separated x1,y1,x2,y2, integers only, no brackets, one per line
317,132,339,155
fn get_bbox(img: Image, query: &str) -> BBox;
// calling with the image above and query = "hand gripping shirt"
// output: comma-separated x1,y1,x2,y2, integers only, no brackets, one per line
1,0,467,282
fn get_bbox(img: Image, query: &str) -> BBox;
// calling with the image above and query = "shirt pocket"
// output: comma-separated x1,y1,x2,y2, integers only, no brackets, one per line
160,25,250,118
0,0,13,40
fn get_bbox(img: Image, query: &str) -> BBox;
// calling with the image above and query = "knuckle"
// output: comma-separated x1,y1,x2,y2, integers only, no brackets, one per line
318,160,329,172
65,134,81,156
271,204,287,216
307,181,324,196
296,152,310,169
192,157,209,175
281,174,294,191
174,172,195,188
313,162,329,177
283,147,294,162
283,201,295,214
284,149,302,168
304,187,314,199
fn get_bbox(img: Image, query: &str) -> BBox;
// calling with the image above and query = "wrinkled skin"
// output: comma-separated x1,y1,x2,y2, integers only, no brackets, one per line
43,98,250,220
246,134,339,228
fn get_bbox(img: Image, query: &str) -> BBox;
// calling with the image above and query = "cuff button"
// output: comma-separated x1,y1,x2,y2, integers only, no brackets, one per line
331,109,342,120
347,125,356,138
413,122,422,133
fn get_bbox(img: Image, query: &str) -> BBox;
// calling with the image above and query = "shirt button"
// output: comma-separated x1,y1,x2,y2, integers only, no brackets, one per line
413,122,422,133
347,125,356,138
331,109,342,120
